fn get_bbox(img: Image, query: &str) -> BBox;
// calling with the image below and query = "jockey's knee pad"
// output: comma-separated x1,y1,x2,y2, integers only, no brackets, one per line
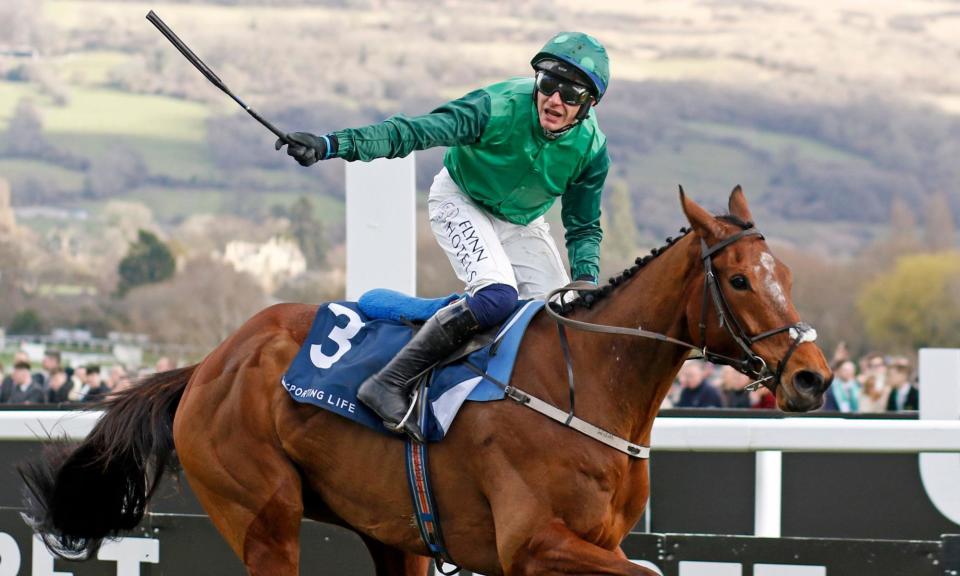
466,284,518,329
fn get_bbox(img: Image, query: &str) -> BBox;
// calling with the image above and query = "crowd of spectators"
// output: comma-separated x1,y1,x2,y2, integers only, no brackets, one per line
661,346,919,413
821,348,919,413
0,344,922,414
662,360,777,409
0,349,177,406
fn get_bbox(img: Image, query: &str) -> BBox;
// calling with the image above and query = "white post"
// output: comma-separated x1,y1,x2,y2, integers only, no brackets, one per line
345,155,417,300
918,348,960,525
754,450,782,537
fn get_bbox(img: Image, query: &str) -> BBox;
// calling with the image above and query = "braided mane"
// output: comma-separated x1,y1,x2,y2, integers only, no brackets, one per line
557,214,754,314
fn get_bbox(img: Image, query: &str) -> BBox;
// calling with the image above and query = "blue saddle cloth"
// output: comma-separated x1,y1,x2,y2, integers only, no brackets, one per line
281,293,544,442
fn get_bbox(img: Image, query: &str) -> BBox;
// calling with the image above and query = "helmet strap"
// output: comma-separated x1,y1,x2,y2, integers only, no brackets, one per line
574,102,591,121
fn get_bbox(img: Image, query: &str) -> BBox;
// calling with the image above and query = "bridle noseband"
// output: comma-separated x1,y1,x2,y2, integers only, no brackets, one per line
546,225,818,393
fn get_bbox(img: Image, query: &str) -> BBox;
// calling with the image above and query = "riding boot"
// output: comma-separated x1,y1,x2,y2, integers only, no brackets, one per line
357,298,481,441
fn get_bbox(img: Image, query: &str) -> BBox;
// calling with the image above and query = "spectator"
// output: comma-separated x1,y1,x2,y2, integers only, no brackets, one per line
886,357,919,412
0,361,46,404
676,360,724,408
106,365,127,390
859,374,890,413
858,353,888,413
823,359,859,413
111,373,134,397
859,352,886,387
67,365,87,402
106,365,131,398
2,352,27,392
37,350,62,389
718,366,752,408
46,369,72,404
79,365,108,402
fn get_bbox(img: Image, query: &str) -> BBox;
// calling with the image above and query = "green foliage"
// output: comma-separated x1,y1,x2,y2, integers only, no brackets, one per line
4,98,47,156
116,230,175,297
84,145,147,198
8,308,44,335
857,252,960,352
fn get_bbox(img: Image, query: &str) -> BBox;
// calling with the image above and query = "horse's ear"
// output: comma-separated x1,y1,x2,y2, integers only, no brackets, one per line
679,186,723,241
728,185,753,223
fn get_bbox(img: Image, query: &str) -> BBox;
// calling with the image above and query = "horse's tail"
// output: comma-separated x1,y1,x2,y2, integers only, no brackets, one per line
19,364,197,559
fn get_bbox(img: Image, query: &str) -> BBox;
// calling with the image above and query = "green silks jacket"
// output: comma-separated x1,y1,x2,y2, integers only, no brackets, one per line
334,77,609,281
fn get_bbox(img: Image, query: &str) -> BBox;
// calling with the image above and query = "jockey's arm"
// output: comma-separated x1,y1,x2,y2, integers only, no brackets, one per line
333,89,491,161
561,142,609,283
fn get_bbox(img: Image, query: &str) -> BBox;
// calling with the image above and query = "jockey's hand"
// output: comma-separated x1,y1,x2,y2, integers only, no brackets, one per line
551,276,599,306
275,132,335,167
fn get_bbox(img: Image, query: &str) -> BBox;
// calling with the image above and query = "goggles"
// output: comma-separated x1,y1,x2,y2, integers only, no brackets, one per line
535,71,592,106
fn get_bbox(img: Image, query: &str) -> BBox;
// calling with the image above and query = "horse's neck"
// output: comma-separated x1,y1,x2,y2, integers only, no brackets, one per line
573,235,699,443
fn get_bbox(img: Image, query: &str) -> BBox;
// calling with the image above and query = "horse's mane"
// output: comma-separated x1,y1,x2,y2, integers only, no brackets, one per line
556,214,753,314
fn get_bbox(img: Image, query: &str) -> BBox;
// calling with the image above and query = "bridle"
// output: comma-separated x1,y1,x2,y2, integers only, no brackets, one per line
545,225,818,393
694,226,817,391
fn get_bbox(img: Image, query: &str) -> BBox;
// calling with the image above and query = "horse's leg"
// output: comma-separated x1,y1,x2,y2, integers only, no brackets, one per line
361,535,431,576
175,349,306,575
184,452,304,575
501,518,659,576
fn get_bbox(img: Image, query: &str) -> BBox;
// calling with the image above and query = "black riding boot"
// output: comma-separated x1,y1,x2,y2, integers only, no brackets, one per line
357,298,481,441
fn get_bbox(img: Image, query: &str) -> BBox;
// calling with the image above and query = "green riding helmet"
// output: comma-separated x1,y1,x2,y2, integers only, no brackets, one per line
531,32,610,102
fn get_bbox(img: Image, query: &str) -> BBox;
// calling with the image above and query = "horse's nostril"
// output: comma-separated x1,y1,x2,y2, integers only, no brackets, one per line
793,370,824,395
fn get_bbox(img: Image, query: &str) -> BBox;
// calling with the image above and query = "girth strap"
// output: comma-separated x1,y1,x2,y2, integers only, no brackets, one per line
404,380,460,574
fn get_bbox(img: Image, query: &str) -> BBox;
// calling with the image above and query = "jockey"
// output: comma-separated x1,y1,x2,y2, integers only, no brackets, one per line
277,32,610,439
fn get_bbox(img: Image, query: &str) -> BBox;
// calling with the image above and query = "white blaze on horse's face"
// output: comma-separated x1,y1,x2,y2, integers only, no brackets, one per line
756,251,788,314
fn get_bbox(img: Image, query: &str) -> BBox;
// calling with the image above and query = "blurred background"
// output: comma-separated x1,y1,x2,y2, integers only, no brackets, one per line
0,0,958,365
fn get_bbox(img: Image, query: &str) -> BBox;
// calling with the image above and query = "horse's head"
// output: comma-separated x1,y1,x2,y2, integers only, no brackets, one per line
680,186,831,412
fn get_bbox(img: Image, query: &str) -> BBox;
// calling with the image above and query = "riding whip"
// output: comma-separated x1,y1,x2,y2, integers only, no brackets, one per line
145,10,289,144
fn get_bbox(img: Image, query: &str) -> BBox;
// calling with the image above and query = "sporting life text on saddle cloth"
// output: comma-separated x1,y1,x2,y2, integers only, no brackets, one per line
281,299,544,441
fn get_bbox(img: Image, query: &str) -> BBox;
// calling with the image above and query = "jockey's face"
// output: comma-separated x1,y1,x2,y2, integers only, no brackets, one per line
536,89,582,132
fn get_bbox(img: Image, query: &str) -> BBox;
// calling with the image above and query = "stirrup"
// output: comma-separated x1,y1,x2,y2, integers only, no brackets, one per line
385,385,425,443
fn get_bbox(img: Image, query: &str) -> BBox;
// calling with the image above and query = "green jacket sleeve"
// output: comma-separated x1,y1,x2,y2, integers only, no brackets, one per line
334,89,491,161
562,143,609,281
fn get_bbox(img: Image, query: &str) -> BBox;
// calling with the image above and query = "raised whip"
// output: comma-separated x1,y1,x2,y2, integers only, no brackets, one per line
145,10,288,144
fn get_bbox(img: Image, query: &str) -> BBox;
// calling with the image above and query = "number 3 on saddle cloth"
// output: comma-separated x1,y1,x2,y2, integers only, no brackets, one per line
281,289,544,441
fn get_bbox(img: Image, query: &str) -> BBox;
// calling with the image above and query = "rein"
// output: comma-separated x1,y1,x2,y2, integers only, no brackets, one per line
546,226,817,393
463,225,817,460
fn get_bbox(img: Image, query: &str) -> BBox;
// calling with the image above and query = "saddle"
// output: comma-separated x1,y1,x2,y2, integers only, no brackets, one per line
281,290,543,443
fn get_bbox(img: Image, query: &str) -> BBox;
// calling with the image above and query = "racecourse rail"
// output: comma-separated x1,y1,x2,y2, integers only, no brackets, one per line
3,410,960,451
4,408,960,541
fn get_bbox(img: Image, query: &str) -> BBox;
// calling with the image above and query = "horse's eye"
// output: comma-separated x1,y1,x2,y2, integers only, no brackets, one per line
730,275,750,290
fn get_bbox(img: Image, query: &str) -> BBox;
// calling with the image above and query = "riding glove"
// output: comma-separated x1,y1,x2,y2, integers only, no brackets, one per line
275,132,338,166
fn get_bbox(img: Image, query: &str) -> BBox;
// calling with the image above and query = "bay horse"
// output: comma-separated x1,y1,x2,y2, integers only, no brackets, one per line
21,187,830,575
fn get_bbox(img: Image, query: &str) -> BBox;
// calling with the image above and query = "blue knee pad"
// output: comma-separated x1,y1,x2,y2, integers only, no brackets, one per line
466,284,518,329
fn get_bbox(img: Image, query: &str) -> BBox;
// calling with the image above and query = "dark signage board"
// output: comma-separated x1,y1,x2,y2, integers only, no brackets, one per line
2,508,954,576
0,508,372,575
647,451,960,540
620,533,953,576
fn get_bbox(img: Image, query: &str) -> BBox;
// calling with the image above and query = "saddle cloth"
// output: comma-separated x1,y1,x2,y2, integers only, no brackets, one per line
281,294,544,441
